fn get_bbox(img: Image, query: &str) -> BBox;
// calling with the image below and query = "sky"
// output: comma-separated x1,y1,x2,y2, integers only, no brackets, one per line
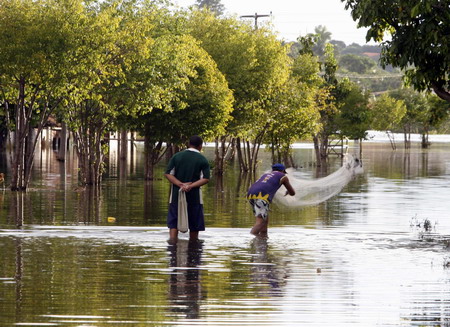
173,0,377,46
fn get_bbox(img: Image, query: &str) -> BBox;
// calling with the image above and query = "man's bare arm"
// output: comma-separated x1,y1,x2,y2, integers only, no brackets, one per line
283,177,296,196
183,178,209,192
164,174,208,192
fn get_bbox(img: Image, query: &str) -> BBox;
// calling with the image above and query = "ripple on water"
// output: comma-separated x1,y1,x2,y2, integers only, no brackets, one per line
1,225,450,326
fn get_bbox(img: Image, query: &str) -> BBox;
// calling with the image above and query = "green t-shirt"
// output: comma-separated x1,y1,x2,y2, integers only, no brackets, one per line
165,148,210,204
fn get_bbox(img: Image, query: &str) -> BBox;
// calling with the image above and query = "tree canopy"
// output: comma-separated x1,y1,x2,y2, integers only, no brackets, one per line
342,0,450,103
195,0,225,16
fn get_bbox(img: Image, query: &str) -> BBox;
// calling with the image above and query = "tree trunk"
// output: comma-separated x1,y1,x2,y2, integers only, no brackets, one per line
386,131,396,150
120,129,127,161
130,132,135,174
313,134,328,167
214,136,228,175
57,122,68,162
144,136,167,180
421,132,430,149
70,101,107,186
236,137,247,172
7,78,58,191
144,136,155,180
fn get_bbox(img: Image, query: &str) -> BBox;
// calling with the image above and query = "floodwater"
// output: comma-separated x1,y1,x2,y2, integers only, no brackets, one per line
1,137,450,326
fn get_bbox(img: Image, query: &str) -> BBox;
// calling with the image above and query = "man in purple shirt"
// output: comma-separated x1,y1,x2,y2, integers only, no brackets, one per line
247,163,295,237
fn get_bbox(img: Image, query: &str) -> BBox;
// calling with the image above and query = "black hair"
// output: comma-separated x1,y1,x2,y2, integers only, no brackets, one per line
189,135,203,148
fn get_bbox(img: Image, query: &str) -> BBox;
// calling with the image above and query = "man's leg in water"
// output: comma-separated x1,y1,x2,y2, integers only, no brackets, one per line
258,217,269,237
170,229,199,242
169,228,178,242
189,231,199,240
251,215,268,235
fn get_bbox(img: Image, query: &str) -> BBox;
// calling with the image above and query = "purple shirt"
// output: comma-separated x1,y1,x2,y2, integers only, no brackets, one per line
247,171,286,202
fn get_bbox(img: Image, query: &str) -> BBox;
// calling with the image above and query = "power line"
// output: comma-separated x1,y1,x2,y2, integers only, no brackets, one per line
336,74,403,79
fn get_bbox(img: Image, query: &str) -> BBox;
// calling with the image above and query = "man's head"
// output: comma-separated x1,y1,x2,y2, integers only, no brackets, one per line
272,163,286,173
189,135,203,150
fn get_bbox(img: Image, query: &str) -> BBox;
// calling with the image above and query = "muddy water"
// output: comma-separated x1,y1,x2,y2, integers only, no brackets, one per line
1,141,450,326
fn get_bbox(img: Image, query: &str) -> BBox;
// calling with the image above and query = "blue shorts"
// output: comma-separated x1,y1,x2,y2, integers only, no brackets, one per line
167,203,205,231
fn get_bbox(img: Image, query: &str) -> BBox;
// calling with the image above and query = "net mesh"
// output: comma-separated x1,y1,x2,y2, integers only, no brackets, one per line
273,155,363,207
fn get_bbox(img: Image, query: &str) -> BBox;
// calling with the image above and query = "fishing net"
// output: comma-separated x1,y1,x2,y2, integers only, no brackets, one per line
273,154,363,207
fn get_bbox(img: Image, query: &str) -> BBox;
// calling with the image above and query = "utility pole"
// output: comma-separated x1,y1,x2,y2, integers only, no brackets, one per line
240,12,271,29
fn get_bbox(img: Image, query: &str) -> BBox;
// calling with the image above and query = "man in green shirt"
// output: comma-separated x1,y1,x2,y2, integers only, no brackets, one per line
165,135,210,241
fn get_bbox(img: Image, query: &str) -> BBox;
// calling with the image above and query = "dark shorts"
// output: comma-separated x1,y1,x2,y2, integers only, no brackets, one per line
167,203,205,231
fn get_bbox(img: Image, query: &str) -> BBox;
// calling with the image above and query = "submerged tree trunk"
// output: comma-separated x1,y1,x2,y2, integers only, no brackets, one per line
69,100,108,186
143,135,167,180
6,78,60,191
386,131,397,150
119,129,128,162
236,137,247,172
214,136,233,175
403,125,411,149
421,131,430,149
235,130,265,173
57,122,68,162
313,133,329,167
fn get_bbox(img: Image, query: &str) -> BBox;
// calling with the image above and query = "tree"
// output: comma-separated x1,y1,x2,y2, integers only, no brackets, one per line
134,34,233,180
418,94,449,148
336,82,371,140
312,43,352,165
59,0,159,186
370,93,407,149
265,76,321,166
339,54,376,74
195,0,225,16
330,40,347,56
342,0,450,104
186,10,291,173
268,47,324,165
61,0,191,186
0,0,82,190
308,25,332,58
389,87,427,148
0,113,6,151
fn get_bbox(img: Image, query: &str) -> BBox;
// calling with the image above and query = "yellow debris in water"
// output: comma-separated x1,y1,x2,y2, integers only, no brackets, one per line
107,217,116,223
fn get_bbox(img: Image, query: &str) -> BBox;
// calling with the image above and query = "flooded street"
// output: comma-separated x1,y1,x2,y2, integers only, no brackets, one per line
1,139,450,326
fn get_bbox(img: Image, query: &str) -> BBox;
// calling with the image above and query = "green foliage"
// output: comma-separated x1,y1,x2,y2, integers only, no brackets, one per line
335,82,371,139
185,10,291,138
296,35,319,56
0,0,81,116
307,25,332,58
0,0,89,189
389,88,428,128
292,53,322,86
330,40,347,55
265,76,321,160
136,34,233,146
370,94,407,131
425,94,450,130
339,54,376,74
342,0,450,102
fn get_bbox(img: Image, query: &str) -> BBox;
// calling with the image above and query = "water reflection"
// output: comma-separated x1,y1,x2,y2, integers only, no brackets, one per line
80,187,103,224
249,237,287,297
8,193,30,227
167,239,204,319
2,142,450,325
14,238,23,322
